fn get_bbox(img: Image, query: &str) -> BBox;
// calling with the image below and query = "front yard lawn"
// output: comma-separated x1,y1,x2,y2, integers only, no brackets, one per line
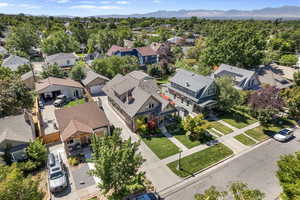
234,134,256,146
142,135,180,159
166,123,214,149
167,143,233,177
219,110,257,129
64,98,86,108
245,118,296,142
209,121,233,135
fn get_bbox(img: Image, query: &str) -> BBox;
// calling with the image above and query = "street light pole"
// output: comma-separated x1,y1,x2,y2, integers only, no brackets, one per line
177,151,182,171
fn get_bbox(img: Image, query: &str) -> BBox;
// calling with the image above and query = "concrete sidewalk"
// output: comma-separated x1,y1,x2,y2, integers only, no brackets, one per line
160,125,188,151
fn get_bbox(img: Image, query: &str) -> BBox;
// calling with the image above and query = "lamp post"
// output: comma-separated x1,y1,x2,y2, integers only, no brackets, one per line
176,150,182,171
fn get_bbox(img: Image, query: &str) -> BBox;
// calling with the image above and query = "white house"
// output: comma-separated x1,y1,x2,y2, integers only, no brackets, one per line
35,77,84,101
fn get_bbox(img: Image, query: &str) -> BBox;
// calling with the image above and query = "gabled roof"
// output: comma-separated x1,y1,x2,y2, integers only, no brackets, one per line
21,70,35,81
2,55,29,71
170,69,214,93
55,102,109,141
106,45,133,56
0,114,34,146
46,53,77,64
103,71,170,118
0,46,7,55
81,68,109,86
35,77,83,93
136,46,158,56
61,120,93,141
213,64,255,82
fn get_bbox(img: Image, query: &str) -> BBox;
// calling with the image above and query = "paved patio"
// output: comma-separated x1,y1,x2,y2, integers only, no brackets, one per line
70,163,95,190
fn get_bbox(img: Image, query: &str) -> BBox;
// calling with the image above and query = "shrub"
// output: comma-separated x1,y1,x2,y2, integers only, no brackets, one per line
16,160,39,173
68,157,79,166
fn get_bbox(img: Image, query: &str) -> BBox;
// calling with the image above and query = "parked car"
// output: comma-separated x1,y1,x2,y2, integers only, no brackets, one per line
132,193,160,200
47,152,62,169
48,162,68,193
39,100,44,109
274,128,294,142
53,95,67,107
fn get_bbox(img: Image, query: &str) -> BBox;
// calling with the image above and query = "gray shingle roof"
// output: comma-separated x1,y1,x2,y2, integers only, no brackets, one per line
46,53,77,64
170,69,214,93
0,46,7,55
103,71,169,118
0,114,34,146
213,64,255,82
82,69,109,86
2,55,30,71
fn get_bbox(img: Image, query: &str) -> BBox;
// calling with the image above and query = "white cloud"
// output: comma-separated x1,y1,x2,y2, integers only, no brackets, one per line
0,2,9,7
79,0,94,3
70,4,121,9
18,4,41,9
51,0,71,4
116,1,129,4
100,1,112,4
153,0,160,3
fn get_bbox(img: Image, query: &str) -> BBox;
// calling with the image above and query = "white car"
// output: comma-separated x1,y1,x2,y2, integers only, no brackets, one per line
273,128,294,142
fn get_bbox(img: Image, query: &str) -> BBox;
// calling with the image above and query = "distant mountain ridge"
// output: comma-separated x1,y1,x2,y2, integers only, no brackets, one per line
94,6,300,19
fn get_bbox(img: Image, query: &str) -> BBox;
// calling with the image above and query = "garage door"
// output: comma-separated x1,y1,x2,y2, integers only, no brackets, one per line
90,85,104,95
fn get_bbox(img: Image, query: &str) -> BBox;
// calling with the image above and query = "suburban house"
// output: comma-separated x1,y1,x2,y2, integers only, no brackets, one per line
103,71,177,131
54,102,110,155
0,113,36,162
0,46,8,57
21,70,37,89
163,69,217,116
212,64,260,90
82,68,110,96
45,53,78,69
35,77,84,101
2,55,30,71
167,36,185,45
106,45,159,65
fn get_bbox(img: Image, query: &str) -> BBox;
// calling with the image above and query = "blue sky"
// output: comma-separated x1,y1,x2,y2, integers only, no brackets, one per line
0,0,299,16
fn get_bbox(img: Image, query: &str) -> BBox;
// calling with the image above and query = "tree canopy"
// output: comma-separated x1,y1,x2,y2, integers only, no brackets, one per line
91,56,139,79
41,64,66,79
69,62,86,81
41,31,79,55
89,128,146,199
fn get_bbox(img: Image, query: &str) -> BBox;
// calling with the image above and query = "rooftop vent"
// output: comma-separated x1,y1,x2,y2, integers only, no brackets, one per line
186,81,190,87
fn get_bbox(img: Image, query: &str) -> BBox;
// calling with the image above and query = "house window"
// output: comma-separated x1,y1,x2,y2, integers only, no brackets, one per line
181,98,184,103
67,139,74,144
67,60,70,65
149,103,154,109
187,100,190,106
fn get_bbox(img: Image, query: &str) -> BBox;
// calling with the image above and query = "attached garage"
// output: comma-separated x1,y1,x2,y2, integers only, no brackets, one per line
82,69,109,96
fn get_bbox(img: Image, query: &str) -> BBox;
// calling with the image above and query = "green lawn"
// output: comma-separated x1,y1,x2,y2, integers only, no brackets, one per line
64,99,86,108
209,121,233,135
174,135,201,149
245,118,296,142
142,135,180,159
234,134,256,146
166,124,214,149
219,110,257,129
167,143,233,177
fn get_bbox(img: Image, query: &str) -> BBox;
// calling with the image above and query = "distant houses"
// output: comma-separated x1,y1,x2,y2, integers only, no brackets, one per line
106,45,159,65
82,68,110,96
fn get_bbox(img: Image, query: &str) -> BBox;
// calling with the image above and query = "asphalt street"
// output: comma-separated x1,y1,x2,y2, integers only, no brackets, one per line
163,129,300,200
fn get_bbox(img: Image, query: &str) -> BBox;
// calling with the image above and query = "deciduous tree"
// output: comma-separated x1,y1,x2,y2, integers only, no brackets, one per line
69,62,86,81
182,114,210,142
26,138,47,167
89,128,145,199
41,64,66,79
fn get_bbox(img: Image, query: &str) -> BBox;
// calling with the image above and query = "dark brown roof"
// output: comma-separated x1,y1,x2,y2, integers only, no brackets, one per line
107,45,132,56
55,102,109,141
136,46,157,56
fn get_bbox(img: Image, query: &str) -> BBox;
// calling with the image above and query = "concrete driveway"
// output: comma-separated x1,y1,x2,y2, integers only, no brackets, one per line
162,129,300,200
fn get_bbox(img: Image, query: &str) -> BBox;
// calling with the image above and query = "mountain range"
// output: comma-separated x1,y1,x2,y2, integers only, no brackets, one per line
94,6,300,19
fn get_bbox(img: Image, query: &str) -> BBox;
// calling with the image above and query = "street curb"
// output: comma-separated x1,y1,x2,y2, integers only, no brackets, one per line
158,154,234,197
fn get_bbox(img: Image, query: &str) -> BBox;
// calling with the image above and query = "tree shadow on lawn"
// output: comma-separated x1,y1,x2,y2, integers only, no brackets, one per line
220,111,250,124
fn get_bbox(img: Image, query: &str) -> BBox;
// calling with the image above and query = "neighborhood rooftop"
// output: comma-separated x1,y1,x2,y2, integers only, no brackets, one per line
35,77,83,92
